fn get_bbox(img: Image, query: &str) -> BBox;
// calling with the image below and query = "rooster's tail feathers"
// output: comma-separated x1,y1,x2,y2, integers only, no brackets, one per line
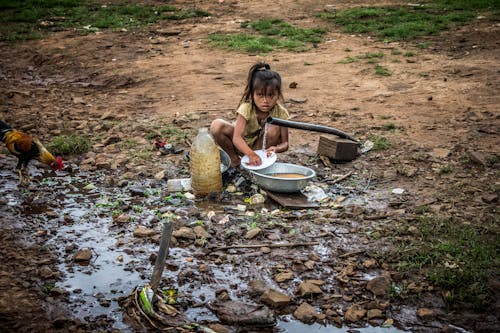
0,120,12,141
34,139,56,166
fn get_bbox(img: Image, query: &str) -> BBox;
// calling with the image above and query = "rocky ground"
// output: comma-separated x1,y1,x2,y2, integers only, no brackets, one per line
0,1,498,332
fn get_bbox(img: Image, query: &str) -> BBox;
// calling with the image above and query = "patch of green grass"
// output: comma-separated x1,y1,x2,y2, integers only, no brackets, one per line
404,51,416,57
338,56,359,64
382,123,397,131
417,41,432,49
48,134,91,155
368,134,391,151
0,1,210,41
40,282,55,294
317,0,498,42
133,150,151,161
375,65,391,76
390,214,499,310
209,18,326,53
121,139,137,150
436,164,453,174
359,51,384,59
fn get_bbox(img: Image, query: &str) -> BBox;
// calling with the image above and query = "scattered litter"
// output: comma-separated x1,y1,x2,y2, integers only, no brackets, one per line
245,193,266,205
166,178,191,192
392,188,405,195
302,185,329,202
361,140,374,154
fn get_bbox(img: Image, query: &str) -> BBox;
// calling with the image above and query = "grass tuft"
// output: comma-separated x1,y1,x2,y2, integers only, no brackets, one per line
0,1,210,41
317,0,499,42
209,18,325,53
48,134,91,155
389,214,499,310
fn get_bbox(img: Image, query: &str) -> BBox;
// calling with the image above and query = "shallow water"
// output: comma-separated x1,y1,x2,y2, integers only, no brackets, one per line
0,165,410,332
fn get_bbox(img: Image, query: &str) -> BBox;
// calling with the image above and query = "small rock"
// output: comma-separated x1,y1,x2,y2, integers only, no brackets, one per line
261,246,271,254
366,276,391,296
39,265,56,278
73,248,92,262
154,170,166,180
207,323,230,333
173,227,196,240
193,226,210,239
297,280,323,297
416,308,436,320
430,148,450,159
345,304,366,322
362,258,377,268
290,97,307,104
367,309,385,319
274,271,294,283
245,227,261,239
133,226,157,238
293,302,318,323
260,289,291,308
248,280,268,297
468,150,487,166
113,213,130,224
247,193,265,205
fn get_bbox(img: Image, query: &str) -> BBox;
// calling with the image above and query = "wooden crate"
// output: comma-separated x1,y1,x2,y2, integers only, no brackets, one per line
317,135,359,161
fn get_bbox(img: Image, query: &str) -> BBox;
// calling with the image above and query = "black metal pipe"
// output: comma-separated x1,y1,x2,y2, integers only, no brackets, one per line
266,117,358,143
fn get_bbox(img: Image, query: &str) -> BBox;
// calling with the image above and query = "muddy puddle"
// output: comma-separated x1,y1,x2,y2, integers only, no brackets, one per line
0,160,413,332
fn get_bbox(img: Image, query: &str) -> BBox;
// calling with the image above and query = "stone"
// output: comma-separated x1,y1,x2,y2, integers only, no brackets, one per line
260,289,291,308
430,148,450,159
133,226,157,238
73,248,92,262
173,227,196,240
193,226,210,239
245,227,261,239
416,308,436,320
367,309,385,319
297,280,323,297
274,271,294,283
345,304,366,322
207,323,230,333
113,213,129,224
366,276,391,296
293,302,318,323
248,280,268,297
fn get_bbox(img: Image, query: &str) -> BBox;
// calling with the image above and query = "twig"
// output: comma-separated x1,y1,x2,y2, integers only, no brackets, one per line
331,171,353,185
338,249,365,258
211,241,319,252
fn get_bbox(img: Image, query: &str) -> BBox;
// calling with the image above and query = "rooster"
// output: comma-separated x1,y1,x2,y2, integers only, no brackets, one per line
0,119,63,183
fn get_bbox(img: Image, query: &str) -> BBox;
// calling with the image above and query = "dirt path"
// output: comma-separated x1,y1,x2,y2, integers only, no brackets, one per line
0,1,498,332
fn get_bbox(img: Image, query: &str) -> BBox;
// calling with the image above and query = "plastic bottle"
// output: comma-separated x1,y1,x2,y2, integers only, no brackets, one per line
190,127,222,197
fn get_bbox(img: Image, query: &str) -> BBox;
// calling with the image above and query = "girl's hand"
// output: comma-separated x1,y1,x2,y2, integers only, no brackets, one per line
247,152,262,166
265,146,276,157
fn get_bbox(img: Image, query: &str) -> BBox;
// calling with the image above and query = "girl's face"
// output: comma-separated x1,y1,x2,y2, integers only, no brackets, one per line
252,86,279,113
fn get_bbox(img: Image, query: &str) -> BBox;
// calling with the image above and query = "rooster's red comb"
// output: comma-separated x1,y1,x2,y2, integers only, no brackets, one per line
55,156,64,170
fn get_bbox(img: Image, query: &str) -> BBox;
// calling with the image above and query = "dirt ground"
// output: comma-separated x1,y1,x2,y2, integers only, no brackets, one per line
0,0,499,332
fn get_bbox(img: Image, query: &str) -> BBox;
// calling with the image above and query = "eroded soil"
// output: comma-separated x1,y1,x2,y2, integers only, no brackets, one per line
0,1,499,332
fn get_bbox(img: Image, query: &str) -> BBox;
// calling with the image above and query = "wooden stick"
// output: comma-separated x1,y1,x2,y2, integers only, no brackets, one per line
331,171,353,185
211,241,319,252
338,249,365,258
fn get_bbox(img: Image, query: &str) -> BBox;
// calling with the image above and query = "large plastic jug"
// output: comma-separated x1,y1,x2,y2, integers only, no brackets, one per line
190,128,222,197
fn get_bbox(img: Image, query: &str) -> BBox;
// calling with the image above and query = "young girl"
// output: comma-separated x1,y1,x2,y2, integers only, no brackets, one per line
210,62,289,167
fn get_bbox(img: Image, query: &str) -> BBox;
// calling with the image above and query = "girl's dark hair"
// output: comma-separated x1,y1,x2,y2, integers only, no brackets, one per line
239,62,284,106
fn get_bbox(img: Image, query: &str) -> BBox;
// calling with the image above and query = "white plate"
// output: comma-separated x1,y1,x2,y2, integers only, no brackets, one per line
241,150,277,170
